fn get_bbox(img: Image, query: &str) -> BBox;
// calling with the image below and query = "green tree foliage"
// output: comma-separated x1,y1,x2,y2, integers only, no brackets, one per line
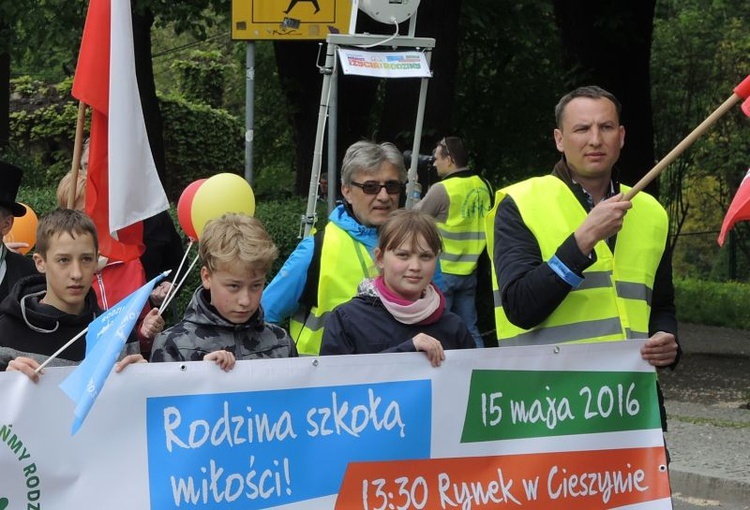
652,0,750,280
6,76,78,185
456,0,565,185
3,0,85,80
170,50,229,108
5,77,250,203
150,22,293,184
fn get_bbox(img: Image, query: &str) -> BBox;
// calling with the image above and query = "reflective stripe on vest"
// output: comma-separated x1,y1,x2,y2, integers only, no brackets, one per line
290,223,377,355
438,175,492,275
485,175,667,344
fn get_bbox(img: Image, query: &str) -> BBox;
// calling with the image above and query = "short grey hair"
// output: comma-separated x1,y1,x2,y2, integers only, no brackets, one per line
340,141,407,185
554,85,622,129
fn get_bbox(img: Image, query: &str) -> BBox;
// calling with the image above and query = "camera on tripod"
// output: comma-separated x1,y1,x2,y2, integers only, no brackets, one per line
403,150,435,172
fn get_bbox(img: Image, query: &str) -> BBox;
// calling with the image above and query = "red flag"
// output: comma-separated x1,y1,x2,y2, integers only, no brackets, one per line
718,168,750,246
72,0,168,261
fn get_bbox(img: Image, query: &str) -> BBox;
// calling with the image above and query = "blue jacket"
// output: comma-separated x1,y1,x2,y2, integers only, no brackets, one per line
262,205,444,324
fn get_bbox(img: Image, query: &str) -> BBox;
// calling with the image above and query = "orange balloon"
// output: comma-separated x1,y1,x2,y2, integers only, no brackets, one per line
3,203,38,255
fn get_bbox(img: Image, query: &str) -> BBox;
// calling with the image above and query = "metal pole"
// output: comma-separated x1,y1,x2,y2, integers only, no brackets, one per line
245,41,255,185
303,40,336,238
405,48,432,209
326,56,338,216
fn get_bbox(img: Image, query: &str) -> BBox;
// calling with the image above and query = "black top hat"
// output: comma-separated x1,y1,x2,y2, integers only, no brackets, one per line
0,161,28,217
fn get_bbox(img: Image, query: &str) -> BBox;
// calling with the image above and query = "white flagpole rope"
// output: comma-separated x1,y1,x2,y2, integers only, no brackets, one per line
158,240,194,315
159,254,200,313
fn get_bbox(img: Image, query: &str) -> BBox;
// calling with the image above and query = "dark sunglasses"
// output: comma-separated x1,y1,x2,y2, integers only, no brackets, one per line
350,180,402,195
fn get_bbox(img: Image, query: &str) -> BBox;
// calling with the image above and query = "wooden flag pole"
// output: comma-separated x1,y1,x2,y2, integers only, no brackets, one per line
625,72,750,201
68,101,88,209
624,92,743,201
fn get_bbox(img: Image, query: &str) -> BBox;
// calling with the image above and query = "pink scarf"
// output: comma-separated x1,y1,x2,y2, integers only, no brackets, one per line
374,276,445,325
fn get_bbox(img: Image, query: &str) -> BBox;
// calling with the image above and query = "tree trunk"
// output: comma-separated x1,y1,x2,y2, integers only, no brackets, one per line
379,0,462,150
132,7,170,197
553,0,657,196
274,41,326,195
0,49,9,149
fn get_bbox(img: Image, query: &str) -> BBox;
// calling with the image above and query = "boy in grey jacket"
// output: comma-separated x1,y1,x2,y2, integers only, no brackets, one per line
150,213,296,370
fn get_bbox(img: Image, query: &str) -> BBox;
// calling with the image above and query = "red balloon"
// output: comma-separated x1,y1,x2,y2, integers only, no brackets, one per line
177,179,206,241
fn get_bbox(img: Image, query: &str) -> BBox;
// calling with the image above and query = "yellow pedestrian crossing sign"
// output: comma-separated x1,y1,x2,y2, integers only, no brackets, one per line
232,0,354,40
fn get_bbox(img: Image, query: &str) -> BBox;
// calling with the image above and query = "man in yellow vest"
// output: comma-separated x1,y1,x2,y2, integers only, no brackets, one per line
486,86,680,428
262,141,416,355
415,137,491,347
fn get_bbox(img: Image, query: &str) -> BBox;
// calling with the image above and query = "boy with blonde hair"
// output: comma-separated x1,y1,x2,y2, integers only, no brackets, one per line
0,209,143,381
151,213,297,369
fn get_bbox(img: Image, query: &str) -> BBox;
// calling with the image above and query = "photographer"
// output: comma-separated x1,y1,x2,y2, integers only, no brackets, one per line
415,136,492,347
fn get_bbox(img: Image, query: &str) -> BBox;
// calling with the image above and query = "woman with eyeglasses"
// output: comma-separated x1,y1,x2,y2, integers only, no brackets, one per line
320,210,474,366
262,141,444,357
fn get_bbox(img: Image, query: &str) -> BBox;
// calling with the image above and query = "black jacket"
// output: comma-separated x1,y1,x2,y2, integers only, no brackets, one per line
493,161,679,364
0,249,38,302
321,292,475,355
0,274,139,370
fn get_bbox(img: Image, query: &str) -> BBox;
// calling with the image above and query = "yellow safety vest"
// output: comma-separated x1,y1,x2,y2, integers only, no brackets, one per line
485,175,668,345
438,175,492,275
290,222,378,355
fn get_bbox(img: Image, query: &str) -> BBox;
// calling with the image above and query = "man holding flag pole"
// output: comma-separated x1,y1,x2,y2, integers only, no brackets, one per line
486,76,750,458
486,85,680,438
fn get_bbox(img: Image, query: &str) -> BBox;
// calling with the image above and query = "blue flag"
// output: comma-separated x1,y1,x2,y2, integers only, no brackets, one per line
59,271,166,434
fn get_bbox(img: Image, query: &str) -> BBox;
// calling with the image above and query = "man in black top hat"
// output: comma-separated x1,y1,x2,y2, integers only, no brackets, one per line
0,161,38,301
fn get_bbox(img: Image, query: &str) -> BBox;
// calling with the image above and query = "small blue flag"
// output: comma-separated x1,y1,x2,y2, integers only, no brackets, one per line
59,271,166,434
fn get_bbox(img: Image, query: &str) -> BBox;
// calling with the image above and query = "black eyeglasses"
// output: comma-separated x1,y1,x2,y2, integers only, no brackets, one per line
350,180,402,195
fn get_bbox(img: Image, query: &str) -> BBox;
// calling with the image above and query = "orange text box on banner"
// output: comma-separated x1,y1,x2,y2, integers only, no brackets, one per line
232,0,353,40
336,447,671,509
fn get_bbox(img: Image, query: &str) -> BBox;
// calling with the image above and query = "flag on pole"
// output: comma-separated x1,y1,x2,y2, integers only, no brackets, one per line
72,0,169,261
718,168,750,246
59,272,166,435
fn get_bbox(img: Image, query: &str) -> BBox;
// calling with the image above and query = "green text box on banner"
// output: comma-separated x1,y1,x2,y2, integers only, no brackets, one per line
462,370,660,442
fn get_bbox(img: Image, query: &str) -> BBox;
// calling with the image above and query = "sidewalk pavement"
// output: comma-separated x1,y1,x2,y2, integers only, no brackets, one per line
665,323,750,506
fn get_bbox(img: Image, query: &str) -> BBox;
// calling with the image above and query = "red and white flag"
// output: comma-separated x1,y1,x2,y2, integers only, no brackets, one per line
72,0,169,261
718,168,750,246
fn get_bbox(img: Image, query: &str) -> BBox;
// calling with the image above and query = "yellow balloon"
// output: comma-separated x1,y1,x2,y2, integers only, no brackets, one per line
191,173,256,238
3,203,38,255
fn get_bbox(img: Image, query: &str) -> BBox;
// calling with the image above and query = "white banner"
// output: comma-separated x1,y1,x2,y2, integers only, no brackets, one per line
337,49,431,78
0,342,673,509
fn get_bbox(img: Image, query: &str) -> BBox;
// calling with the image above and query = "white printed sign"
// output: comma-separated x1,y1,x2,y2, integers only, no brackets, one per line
338,49,431,78
0,342,673,509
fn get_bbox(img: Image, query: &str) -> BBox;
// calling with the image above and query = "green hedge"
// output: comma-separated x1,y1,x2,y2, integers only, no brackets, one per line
674,278,750,329
159,95,244,199
5,77,291,203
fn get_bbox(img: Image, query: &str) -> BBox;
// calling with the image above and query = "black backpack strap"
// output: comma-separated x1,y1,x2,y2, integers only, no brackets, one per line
481,175,495,208
299,228,325,311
